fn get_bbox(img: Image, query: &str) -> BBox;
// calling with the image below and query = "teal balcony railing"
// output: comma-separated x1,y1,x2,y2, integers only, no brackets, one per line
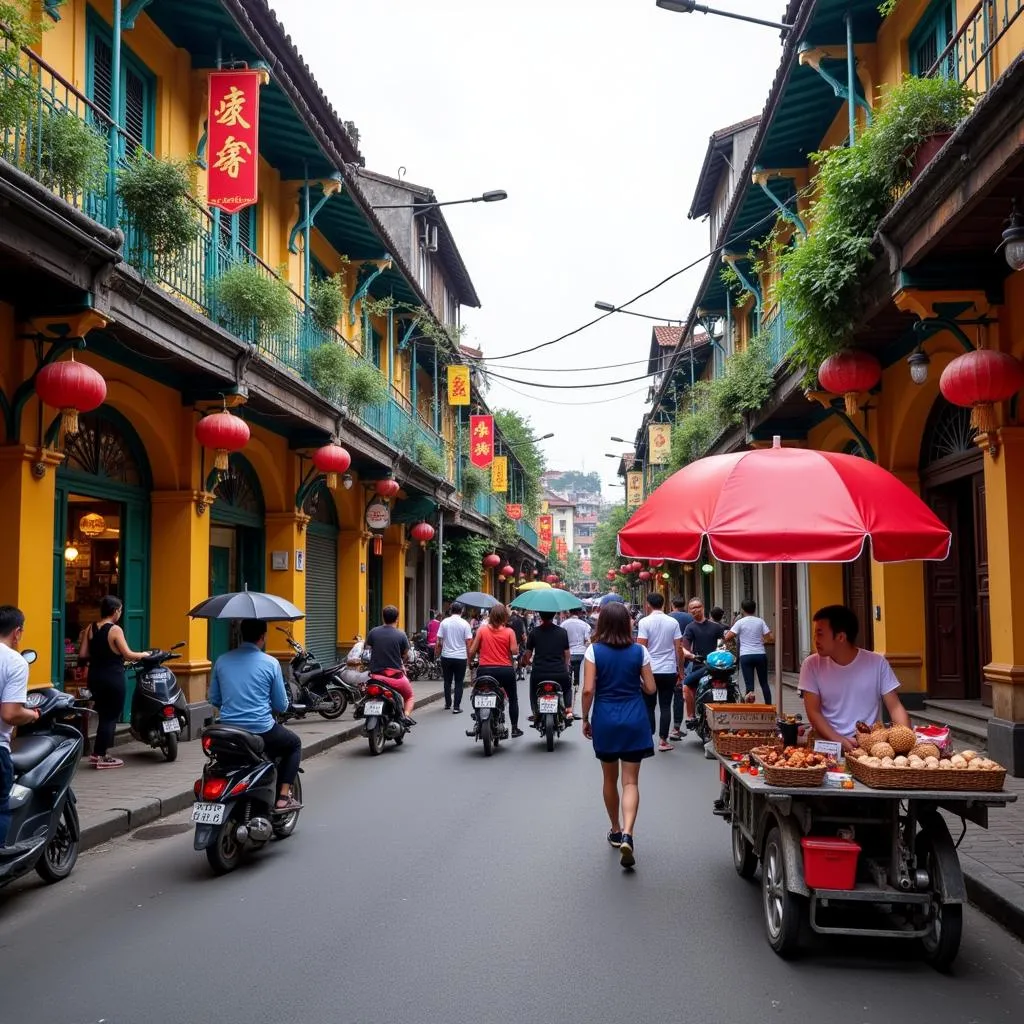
925,0,1024,95
516,519,539,547
763,306,794,369
0,38,448,477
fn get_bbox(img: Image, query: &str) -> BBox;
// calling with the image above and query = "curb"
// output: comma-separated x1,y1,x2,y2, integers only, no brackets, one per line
78,689,445,852
959,851,1024,943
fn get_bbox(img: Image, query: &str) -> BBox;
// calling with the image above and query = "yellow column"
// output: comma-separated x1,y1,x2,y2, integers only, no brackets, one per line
338,529,368,643
382,526,407,625
981,427,1024,774
0,446,62,685
264,511,309,658
150,491,214,703
807,564,843,613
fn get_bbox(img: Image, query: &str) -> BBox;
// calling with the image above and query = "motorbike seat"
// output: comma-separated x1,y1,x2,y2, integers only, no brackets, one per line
10,734,63,773
202,725,266,757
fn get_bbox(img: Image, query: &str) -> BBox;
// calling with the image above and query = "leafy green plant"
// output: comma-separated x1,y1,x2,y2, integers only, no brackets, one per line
719,264,751,303
309,342,349,404
461,465,489,502
215,262,294,337
118,151,197,263
0,2,39,141
494,408,545,519
362,295,395,320
442,535,491,601
708,334,775,424
671,384,722,469
489,511,519,549
878,0,900,16
310,274,345,332
344,360,389,412
415,441,446,478
36,109,107,196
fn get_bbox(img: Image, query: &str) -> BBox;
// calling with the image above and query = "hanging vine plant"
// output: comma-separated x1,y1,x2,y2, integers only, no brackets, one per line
460,465,489,501
708,333,775,424
118,151,198,265
36,109,107,198
308,341,349,404
310,274,346,332
344,360,389,412
215,262,294,339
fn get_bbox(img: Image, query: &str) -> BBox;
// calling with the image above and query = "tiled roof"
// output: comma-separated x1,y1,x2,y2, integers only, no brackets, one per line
653,325,685,348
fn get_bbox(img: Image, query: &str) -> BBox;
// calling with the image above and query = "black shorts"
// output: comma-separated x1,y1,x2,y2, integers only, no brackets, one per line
595,747,654,764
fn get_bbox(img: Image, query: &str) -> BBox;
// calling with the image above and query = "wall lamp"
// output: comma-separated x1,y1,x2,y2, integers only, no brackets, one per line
1000,201,1024,272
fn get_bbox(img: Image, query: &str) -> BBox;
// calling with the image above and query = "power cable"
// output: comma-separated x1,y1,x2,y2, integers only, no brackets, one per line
492,379,652,407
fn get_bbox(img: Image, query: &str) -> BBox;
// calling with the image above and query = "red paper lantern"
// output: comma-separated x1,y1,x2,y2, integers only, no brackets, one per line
818,350,882,417
195,410,250,471
620,564,631,575
500,564,515,578
639,570,652,581
35,356,106,437
483,553,501,569
648,559,664,568
375,478,400,499
545,573,559,584
631,561,643,573
940,349,1024,433
410,522,435,548
606,569,616,581
311,443,351,490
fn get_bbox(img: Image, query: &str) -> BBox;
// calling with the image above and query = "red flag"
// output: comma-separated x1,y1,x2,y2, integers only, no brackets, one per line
469,414,494,469
505,504,523,520
207,70,261,214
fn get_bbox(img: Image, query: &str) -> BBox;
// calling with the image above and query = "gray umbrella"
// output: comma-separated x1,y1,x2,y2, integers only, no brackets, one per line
188,591,305,621
454,592,498,609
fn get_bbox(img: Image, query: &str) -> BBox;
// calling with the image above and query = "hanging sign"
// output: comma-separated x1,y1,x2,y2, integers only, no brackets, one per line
207,70,261,214
541,500,549,514
365,498,391,532
505,503,523,520
538,514,553,555
469,414,494,468
626,471,643,509
648,424,671,465
447,365,470,406
555,536,568,559
491,456,508,493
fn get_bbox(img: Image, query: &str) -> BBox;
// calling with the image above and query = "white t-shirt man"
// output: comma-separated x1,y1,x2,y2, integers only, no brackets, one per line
563,617,591,657
729,615,771,656
437,614,473,661
0,641,30,751
637,611,682,675
797,649,900,740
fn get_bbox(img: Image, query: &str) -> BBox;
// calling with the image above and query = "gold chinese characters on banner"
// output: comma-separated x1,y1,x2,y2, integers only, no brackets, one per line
207,70,261,214
648,424,671,465
627,471,643,509
491,456,508,493
447,365,470,406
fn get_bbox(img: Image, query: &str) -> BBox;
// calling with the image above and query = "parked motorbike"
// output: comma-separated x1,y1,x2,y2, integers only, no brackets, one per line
276,627,352,720
410,631,440,681
128,642,188,761
466,673,509,756
693,647,741,744
353,672,409,755
532,678,569,752
191,724,303,875
1,653,85,889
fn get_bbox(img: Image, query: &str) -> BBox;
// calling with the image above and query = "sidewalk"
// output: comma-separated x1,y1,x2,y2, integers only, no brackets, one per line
779,679,1024,941
74,678,446,850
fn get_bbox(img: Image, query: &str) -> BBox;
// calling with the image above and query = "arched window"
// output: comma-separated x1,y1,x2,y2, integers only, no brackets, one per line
62,408,150,489
212,454,264,527
920,398,977,473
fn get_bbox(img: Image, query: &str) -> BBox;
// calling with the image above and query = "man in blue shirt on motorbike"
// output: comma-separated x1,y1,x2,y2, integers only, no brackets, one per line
209,619,302,812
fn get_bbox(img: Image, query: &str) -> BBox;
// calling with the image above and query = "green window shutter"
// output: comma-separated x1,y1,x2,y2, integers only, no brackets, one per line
219,205,258,259
910,0,956,77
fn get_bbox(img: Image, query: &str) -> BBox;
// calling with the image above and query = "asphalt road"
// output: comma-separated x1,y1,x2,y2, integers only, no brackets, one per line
2,698,1024,1024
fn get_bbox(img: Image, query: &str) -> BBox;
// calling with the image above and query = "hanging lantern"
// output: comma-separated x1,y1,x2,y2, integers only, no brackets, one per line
545,573,558,584
500,564,515,578
648,558,664,568
818,350,882,417
620,564,631,575
311,443,352,490
483,553,501,569
78,513,106,537
35,355,107,437
606,569,616,581
631,561,643,573
410,522,435,548
532,569,539,577
375,478,401,499
195,410,250,471
939,349,1024,433
372,534,383,556
639,570,652,581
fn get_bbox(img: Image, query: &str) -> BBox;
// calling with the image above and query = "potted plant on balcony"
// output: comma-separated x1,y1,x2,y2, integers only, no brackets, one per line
310,274,346,332
415,440,446,478
460,465,489,502
344,360,389,414
309,340,349,405
214,261,293,341
0,2,39,144
708,334,774,425
35,109,107,199
117,150,198,267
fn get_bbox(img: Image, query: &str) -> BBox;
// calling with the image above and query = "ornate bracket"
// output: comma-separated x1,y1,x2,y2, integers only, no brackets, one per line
123,0,156,30
43,0,64,21
752,167,807,238
295,464,323,511
896,295,992,353
797,44,873,126
288,175,344,255
805,390,877,462
722,252,762,314
911,316,985,353
397,315,421,351
349,258,392,326
195,490,216,516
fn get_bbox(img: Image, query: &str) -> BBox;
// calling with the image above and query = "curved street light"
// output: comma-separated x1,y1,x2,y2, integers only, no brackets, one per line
655,1,793,32
594,301,683,324
372,190,508,210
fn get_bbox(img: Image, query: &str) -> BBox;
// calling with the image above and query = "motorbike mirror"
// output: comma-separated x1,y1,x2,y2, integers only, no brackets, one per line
171,641,186,650
21,649,38,665
276,625,291,636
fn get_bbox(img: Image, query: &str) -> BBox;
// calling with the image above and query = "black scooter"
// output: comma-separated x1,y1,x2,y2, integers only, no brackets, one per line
1,654,85,889
353,674,409,755
276,627,351,721
128,643,188,761
192,725,303,875
692,650,742,744
466,674,509,756
532,678,569,752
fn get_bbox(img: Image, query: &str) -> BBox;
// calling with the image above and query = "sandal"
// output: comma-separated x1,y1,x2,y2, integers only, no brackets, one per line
274,797,303,813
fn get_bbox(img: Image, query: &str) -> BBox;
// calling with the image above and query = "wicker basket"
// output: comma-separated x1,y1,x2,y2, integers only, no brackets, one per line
713,732,779,756
762,764,827,788
847,757,1006,791
749,744,784,765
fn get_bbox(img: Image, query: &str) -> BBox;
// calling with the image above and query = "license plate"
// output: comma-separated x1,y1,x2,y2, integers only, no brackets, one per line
162,718,181,733
474,694,497,708
538,697,559,713
712,688,728,702
364,701,384,716
191,802,225,825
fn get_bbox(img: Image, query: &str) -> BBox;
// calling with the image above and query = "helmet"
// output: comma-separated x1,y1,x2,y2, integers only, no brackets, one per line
705,649,736,671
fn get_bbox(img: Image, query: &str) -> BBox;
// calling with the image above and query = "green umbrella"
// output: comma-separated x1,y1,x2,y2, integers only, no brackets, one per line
509,589,583,613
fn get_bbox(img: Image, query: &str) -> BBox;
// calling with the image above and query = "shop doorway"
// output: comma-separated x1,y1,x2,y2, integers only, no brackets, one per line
843,548,874,651
920,399,990,704
208,455,265,662
53,408,151,709
367,550,383,630
303,482,339,664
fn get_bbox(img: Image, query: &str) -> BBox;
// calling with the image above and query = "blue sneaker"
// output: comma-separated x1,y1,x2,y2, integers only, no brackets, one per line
607,829,623,848
619,833,635,868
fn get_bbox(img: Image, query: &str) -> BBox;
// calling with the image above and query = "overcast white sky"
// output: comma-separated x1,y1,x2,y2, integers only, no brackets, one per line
270,0,785,496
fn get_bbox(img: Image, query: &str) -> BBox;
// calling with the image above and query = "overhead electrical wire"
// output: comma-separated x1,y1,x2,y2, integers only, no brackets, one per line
494,379,652,407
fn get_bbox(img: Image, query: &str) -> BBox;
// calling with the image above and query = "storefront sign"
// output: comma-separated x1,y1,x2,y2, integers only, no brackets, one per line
626,471,643,509
271,550,289,571
648,424,671,465
469,414,494,468
555,536,567,559
207,70,261,214
447,365,470,406
505,503,523,520
541,500,549,514
491,456,507,493
365,498,391,532
538,514,553,555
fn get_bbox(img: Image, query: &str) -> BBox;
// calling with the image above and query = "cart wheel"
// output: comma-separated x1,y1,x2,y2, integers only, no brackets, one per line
732,824,758,880
916,819,964,972
762,826,803,957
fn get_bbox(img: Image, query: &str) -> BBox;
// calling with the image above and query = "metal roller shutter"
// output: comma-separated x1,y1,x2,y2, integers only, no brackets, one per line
305,530,337,665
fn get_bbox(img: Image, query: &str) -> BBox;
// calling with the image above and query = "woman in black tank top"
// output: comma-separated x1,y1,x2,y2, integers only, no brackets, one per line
78,596,150,768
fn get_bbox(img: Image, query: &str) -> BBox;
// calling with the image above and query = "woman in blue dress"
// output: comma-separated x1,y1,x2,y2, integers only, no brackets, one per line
581,601,656,868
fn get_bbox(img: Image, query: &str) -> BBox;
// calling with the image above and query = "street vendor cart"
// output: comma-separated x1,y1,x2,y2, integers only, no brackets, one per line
715,753,1017,968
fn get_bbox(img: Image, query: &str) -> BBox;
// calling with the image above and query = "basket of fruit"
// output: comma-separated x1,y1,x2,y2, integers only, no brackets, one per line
713,729,780,756
847,742,1006,791
749,743,783,765
759,746,833,787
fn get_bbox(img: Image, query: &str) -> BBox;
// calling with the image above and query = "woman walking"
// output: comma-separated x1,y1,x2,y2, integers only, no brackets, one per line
468,603,522,737
581,601,656,868
78,596,150,768
725,599,773,704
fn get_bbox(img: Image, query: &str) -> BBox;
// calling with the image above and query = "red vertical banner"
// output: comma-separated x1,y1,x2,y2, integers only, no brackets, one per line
555,536,567,560
538,514,553,555
469,414,494,468
207,70,261,214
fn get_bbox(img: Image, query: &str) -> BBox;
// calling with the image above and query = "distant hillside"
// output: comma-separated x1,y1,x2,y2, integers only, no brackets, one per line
545,470,601,495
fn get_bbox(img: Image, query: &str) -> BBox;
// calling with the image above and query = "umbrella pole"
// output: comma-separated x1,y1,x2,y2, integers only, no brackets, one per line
775,561,784,721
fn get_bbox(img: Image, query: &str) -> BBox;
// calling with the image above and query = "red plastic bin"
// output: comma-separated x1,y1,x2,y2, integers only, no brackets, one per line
800,836,860,890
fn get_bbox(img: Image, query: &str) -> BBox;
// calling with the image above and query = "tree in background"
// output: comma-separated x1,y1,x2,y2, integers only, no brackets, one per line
494,408,545,519
591,504,631,584
441,535,491,602
545,470,600,496
549,550,584,591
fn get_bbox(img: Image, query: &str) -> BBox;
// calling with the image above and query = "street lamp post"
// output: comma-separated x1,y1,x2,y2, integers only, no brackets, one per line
371,190,508,210
654,0,793,32
594,301,684,324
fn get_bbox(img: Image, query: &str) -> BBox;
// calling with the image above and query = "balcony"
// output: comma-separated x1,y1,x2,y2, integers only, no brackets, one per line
926,1,1024,94
0,38,447,476
762,305,793,370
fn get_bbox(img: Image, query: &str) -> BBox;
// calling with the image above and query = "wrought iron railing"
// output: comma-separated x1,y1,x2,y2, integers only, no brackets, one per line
762,305,793,369
926,0,1024,93
516,518,539,547
0,37,449,477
